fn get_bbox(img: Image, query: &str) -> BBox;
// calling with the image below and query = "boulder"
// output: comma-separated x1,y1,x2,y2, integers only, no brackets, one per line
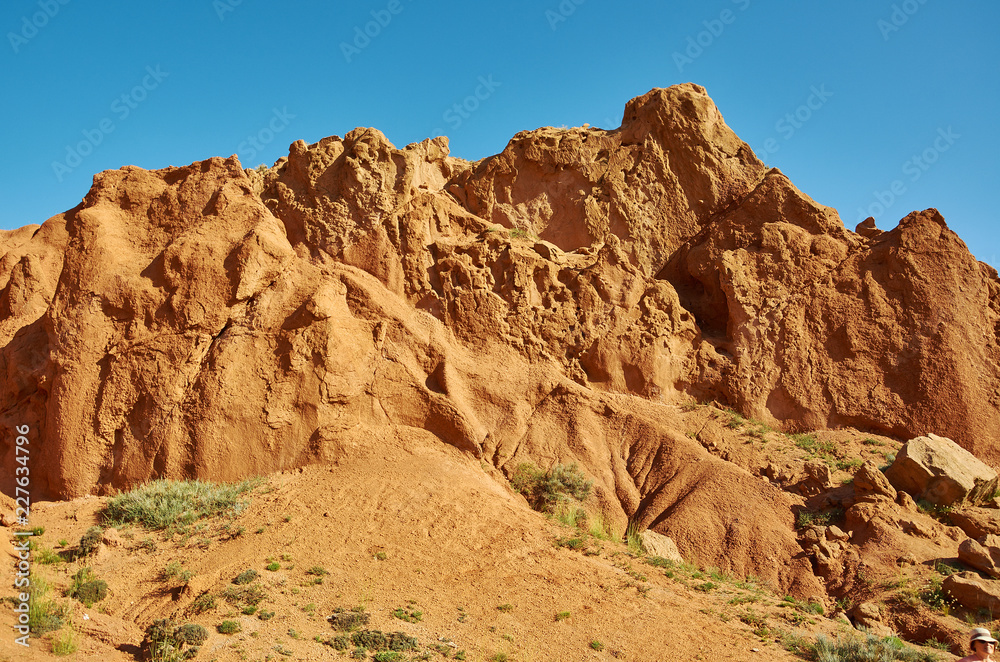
958,538,1000,578
850,602,893,637
950,507,1000,539
853,461,897,500
884,434,998,507
640,530,684,563
825,525,849,542
944,572,1000,611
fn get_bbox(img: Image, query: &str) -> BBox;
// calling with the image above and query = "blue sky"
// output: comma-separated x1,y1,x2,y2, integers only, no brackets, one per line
2,1,997,267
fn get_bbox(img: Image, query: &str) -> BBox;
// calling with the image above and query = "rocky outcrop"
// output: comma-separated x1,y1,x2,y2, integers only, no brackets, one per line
3,83,1000,595
885,434,999,507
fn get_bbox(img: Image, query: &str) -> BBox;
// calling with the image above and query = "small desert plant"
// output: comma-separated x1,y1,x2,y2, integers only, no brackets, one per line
66,567,108,607
51,625,78,656
813,632,939,661
266,561,280,571
796,508,842,529
590,640,605,651
102,478,260,530
78,526,104,556
350,630,418,652
233,569,259,584
143,619,207,662
161,561,192,583
392,607,422,623
306,565,328,576
496,603,514,613
329,607,371,631
217,620,241,634
511,463,592,513
27,574,66,635
625,520,645,554
555,611,571,621
35,546,63,564
190,593,217,613
220,583,266,607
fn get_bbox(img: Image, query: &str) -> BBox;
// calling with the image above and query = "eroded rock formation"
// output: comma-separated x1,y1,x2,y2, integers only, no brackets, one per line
2,83,999,595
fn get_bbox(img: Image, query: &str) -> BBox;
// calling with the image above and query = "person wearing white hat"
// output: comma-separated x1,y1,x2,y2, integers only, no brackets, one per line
960,628,998,661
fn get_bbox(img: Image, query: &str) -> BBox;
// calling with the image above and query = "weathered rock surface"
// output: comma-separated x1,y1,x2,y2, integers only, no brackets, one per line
885,434,999,507
2,83,1000,595
851,601,894,637
958,537,1000,578
639,529,684,562
950,507,1000,539
853,461,897,500
944,572,1000,612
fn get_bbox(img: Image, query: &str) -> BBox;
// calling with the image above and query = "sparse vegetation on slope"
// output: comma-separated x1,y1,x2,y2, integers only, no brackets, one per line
103,478,260,530
511,462,592,514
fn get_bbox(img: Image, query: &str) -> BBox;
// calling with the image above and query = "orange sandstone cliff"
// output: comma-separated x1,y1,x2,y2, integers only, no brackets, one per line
2,83,999,596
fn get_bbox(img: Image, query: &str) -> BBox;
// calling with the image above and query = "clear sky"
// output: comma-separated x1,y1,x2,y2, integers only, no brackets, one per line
2,1,997,267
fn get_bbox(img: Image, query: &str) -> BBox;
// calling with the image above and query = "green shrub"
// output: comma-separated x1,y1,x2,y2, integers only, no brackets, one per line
66,567,108,606
51,625,78,656
306,566,328,576
36,546,63,564
78,526,104,556
796,508,843,529
328,608,370,631
350,630,417,652
511,463,592,513
174,623,208,646
496,603,514,613
392,607,422,623
217,620,241,634
590,640,605,652
326,635,350,650
813,633,939,661
220,584,266,606
190,593,216,613
27,574,65,635
103,478,259,530
143,619,206,662
233,569,258,585
266,561,280,571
